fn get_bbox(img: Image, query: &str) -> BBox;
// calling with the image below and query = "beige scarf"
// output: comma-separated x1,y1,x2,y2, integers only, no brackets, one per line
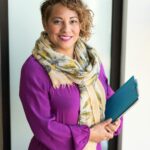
32,31,106,149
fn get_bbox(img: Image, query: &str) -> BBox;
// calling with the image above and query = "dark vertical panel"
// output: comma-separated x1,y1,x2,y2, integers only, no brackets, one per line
109,0,123,150
0,29,3,150
0,0,11,149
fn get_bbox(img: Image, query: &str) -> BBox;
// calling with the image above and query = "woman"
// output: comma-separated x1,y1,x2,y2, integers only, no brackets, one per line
19,0,122,150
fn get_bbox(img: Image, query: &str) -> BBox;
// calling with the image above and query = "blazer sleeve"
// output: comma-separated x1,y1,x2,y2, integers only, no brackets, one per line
99,63,123,136
19,59,90,150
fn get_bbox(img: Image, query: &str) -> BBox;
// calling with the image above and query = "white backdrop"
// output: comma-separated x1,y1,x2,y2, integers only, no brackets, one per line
121,0,150,149
8,0,112,149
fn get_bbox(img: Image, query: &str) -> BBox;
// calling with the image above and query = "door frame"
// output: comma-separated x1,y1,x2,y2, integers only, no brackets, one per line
109,0,123,150
0,0,11,150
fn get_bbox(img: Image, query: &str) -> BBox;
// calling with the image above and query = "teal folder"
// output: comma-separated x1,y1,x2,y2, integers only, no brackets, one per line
105,76,139,122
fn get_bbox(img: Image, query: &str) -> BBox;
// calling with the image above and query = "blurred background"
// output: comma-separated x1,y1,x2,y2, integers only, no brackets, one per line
0,0,150,150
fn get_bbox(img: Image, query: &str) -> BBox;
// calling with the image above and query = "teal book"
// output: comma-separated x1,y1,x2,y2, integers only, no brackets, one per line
105,76,139,122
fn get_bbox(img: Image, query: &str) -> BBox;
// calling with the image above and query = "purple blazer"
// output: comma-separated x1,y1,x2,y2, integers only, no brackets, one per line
19,55,122,150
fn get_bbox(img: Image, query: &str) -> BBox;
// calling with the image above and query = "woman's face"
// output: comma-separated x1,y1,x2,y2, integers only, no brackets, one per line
44,3,81,53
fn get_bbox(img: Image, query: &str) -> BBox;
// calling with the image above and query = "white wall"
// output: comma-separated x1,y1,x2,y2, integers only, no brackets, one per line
84,0,112,77
8,0,112,149
121,0,150,149
8,1,43,149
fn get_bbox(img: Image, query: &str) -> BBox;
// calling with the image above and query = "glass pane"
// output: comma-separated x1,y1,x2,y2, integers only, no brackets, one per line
84,0,112,78
84,1,112,149
9,0,112,149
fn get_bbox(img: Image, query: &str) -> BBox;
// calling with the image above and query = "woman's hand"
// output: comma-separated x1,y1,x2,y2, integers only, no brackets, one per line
89,119,114,143
105,119,121,134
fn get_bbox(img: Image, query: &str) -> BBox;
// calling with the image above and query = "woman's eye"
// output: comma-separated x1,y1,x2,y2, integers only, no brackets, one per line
53,20,62,24
70,20,78,24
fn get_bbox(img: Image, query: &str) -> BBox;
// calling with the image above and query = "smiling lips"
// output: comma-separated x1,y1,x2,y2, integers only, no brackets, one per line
59,35,72,41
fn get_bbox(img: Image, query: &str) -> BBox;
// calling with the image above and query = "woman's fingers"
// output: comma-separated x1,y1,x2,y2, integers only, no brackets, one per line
113,119,121,127
101,118,112,126
104,130,114,140
105,119,121,133
105,125,115,133
89,119,114,142
89,118,120,142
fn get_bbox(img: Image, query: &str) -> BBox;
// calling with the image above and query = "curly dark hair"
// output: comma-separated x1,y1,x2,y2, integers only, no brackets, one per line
40,0,93,40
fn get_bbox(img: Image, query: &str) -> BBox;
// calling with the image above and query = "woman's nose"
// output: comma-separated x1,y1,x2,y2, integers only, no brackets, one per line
61,22,71,33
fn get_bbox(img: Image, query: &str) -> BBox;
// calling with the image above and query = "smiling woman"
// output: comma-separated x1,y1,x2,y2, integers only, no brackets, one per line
0,0,123,149
19,0,122,150
43,3,81,58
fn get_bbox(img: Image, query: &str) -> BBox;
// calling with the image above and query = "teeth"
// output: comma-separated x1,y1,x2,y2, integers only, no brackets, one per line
59,36,72,40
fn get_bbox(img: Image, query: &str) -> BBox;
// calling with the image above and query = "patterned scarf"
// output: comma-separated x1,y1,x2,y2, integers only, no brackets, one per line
32,31,106,149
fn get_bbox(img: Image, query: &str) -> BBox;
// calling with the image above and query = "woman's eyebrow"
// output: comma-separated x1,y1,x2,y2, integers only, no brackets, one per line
70,16,79,19
51,16,79,20
51,17,63,20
